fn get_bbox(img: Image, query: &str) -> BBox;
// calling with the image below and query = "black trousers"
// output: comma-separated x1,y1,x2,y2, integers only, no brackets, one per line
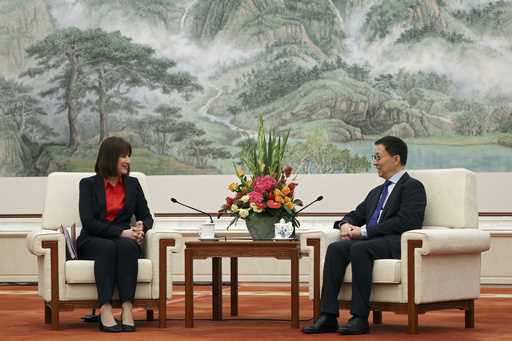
78,237,141,306
319,237,395,319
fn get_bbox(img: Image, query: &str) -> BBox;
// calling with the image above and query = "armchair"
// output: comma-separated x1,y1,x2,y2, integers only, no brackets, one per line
26,172,183,329
301,169,491,333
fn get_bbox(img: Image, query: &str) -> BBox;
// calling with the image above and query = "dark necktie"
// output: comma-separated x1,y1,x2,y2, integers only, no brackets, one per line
367,180,392,229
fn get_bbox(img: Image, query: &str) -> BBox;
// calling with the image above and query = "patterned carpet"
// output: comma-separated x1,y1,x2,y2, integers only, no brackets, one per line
1,284,511,341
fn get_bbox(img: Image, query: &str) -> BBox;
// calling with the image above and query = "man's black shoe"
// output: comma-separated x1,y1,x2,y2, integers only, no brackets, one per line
337,316,370,335
302,314,338,334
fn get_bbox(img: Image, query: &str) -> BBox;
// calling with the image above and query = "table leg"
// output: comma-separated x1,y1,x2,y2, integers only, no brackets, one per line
306,238,321,322
291,252,300,328
230,257,238,316
212,257,223,320
185,249,194,328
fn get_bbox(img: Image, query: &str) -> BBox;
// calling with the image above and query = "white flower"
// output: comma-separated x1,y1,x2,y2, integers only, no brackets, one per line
230,204,239,213
239,208,250,218
240,195,249,203
250,202,264,213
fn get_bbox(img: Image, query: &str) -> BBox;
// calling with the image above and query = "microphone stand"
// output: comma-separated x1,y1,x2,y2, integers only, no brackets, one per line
170,197,214,223
290,196,324,239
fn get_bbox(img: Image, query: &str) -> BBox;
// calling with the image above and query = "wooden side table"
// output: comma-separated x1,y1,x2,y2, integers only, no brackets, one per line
184,240,301,328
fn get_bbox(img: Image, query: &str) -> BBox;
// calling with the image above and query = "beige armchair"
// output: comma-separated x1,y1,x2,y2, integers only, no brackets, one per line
26,172,183,329
300,169,491,333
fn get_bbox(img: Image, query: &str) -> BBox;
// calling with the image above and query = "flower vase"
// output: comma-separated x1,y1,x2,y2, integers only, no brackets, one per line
245,213,281,240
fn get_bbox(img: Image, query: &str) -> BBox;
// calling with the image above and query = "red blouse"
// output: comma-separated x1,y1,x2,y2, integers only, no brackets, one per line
104,177,125,222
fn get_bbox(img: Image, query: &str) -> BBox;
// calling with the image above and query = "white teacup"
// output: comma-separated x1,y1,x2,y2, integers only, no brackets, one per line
199,222,215,239
274,220,292,239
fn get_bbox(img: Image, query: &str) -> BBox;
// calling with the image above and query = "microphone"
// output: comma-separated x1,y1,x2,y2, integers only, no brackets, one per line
289,195,324,239
170,197,213,223
294,196,324,216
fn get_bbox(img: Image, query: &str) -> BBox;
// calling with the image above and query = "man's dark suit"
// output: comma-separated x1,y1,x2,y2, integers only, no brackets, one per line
77,174,154,305
320,172,426,319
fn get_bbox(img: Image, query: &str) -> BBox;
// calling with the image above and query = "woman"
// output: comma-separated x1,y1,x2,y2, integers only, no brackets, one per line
77,136,153,333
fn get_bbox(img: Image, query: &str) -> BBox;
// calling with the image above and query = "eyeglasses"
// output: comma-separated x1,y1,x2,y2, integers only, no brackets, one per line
371,154,382,162
371,154,398,162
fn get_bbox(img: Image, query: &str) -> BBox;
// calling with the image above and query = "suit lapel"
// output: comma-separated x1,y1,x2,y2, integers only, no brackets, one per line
116,175,131,219
95,175,106,220
381,172,409,219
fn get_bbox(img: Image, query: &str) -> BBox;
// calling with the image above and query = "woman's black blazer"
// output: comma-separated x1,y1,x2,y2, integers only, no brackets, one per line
77,174,154,250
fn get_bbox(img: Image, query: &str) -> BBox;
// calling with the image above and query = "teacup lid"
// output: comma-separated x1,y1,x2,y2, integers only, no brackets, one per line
275,219,288,228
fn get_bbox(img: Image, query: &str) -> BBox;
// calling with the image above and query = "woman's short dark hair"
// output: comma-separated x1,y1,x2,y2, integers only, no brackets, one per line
374,136,408,166
94,136,132,177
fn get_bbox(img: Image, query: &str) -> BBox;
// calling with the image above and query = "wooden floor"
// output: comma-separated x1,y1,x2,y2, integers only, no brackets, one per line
1,284,511,340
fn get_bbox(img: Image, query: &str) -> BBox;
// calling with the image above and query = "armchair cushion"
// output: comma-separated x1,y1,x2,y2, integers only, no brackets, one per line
409,169,478,229
65,259,153,284
401,228,491,256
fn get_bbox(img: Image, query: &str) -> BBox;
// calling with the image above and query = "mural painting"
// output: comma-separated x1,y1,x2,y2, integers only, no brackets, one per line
1,0,512,176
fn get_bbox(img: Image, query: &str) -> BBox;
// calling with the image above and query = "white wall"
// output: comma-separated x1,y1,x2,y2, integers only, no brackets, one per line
1,172,512,215
1,171,511,285
0,215,509,284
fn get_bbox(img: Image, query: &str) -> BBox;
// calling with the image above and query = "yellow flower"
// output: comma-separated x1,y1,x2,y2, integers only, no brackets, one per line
284,196,292,203
235,166,245,178
274,188,283,197
228,182,238,191
286,202,294,210
281,186,291,195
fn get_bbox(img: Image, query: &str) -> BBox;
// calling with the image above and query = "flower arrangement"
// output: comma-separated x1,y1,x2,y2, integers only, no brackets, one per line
218,115,303,239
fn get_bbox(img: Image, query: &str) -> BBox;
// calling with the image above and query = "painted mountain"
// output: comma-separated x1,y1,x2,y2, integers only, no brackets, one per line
1,0,512,175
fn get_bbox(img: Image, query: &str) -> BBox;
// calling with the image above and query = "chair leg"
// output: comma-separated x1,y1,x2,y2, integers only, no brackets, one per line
159,297,167,328
44,303,51,324
407,303,418,334
373,310,382,324
465,300,475,328
50,304,60,330
146,309,154,321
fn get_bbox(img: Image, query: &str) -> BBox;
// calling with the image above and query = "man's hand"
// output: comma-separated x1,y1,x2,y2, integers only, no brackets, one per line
340,223,357,240
349,226,363,240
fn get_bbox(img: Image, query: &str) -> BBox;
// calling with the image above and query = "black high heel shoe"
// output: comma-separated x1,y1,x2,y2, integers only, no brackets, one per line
120,313,136,332
121,323,136,332
99,319,122,333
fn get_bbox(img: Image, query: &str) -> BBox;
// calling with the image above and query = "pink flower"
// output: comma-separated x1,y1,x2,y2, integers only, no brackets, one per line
254,175,277,194
248,191,264,204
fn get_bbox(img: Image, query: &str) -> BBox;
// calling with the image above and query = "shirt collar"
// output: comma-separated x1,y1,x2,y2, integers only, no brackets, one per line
104,176,123,189
388,169,406,185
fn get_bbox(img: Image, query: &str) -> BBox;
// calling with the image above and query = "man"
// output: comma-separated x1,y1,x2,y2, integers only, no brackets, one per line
303,136,427,335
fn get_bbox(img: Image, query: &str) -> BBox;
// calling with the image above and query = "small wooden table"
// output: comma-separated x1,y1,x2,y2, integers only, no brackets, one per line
184,240,301,328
